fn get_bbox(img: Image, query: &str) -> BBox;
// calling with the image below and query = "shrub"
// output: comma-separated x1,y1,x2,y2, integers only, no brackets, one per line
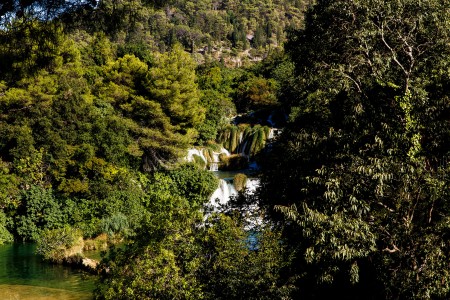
101,213,129,240
0,211,13,245
84,233,108,251
15,186,64,241
36,225,84,263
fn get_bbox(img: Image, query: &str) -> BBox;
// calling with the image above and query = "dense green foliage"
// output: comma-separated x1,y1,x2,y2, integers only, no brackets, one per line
0,27,210,242
0,0,300,297
259,0,450,298
36,225,84,263
0,211,13,245
1,0,448,299
0,0,294,238
84,0,308,55
95,205,292,299
0,0,308,74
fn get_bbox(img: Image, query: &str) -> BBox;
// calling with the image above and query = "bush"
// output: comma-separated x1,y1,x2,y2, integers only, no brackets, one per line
0,211,13,244
101,213,129,240
36,225,84,263
163,164,219,208
15,186,64,241
84,233,108,251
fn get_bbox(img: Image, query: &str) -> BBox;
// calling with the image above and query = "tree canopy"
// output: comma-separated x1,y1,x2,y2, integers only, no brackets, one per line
259,0,450,298
0,0,449,299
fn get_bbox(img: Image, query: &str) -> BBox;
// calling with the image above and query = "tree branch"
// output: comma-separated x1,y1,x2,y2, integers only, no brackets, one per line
379,22,410,91
383,244,399,253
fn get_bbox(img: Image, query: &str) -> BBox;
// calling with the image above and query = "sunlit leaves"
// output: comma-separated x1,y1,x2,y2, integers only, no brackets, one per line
147,44,205,130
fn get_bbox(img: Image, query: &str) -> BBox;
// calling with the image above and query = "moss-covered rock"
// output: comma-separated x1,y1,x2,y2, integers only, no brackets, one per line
192,154,206,169
217,124,271,157
233,173,248,192
219,154,248,171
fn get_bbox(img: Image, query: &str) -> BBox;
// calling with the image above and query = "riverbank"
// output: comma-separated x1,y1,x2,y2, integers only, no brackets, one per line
0,244,95,299
0,284,91,300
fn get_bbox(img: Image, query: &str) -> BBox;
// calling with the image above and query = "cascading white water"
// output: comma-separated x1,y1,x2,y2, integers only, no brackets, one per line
268,128,274,139
209,179,228,207
212,151,220,164
187,147,231,171
210,148,229,171
186,148,207,164
186,147,260,211
239,140,248,156
209,179,238,209
208,177,259,209
209,163,219,171
246,178,260,194
219,147,230,156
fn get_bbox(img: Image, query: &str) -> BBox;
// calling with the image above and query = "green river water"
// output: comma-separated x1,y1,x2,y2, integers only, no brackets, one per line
0,243,94,299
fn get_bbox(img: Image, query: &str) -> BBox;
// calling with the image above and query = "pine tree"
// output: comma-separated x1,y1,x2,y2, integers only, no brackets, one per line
147,44,205,132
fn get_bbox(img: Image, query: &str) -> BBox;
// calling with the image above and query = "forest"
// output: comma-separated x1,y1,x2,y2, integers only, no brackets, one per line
0,0,449,299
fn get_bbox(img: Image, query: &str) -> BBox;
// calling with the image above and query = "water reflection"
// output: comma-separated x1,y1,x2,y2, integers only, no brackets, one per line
0,285,91,300
0,244,94,299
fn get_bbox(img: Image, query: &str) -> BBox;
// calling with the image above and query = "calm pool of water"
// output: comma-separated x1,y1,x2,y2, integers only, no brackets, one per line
0,243,94,299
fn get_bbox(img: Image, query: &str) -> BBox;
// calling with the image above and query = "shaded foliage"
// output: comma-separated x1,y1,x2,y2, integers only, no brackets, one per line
259,0,450,298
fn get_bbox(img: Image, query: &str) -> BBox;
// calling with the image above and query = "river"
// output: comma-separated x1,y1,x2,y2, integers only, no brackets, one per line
0,243,94,299
0,170,257,299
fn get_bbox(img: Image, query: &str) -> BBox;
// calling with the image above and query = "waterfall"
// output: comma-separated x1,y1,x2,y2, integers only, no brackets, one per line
239,140,248,156
209,179,228,207
212,152,220,163
220,147,230,156
186,146,233,172
209,147,230,171
268,128,274,139
209,178,259,209
186,148,207,164
246,178,260,193
218,125,272,158
209,162,219,171
209,178,238,208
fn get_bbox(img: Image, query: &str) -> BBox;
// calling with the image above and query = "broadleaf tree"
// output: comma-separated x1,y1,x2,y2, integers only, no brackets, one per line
259,0,450,298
